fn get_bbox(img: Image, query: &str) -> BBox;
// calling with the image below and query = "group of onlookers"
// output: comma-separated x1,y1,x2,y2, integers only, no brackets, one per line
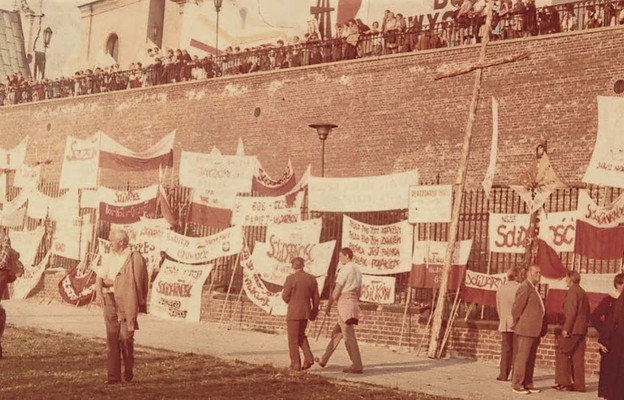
496,265,624,398
2,0,624,106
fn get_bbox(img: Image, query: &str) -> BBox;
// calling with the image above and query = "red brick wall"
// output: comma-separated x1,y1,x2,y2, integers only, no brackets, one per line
1,26,623,188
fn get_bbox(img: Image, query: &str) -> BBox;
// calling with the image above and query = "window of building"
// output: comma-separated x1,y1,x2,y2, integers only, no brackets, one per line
106,33,119,62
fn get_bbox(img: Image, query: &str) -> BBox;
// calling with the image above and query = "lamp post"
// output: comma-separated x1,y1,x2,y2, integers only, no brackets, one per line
308,123,337,177
214,0,222,56
42,26,53,79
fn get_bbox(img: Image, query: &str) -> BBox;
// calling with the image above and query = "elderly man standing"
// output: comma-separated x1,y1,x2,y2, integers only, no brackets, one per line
496,266,525,381
281,257,319,371
316,247,363,374
553,270,590,392
96,229,148,384
511,264,546,394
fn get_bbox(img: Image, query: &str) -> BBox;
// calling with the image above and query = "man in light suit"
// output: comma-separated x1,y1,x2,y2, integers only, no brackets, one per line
496,266,526,381
511,264,546,394
281,257,320,371
554,270,590,392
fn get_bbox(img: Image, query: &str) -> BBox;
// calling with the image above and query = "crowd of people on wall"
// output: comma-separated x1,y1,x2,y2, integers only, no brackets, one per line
2,0,624,106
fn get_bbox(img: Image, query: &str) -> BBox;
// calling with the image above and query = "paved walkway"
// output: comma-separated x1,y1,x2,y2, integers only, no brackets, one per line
3,299,597,400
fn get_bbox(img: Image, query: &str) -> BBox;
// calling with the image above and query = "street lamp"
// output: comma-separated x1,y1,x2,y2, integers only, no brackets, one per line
214,0,222,56
42,26,53,79
308,123,337,177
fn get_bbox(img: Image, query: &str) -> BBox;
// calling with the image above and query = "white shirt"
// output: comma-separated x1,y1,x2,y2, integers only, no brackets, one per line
336,261,362,293
97,249,130,293
527,279,545,312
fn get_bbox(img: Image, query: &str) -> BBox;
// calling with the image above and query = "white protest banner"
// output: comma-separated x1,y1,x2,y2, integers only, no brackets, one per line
270,275,327,317
0,136,27,170
9,226,45,269
240,244,275,314
341,216,413,275
98,185,158,223
578,190,624,227
12,252,51,299
27,188,80,221
59,134,100,189
308,170,419,212
52,214,89,260
510,185,555,214
408,184,452,223
583,96,624,188
162,225,243,264
539,210,577,253
482,97,499,198
461,270,508,308
14,164,41,188
410,239,473,289
359,275,396,304
110,218,170,277
0,206,26,228
266,218,323,246
231,191,303,226
179,150,258,193
150,259,212,322
488,213,531,254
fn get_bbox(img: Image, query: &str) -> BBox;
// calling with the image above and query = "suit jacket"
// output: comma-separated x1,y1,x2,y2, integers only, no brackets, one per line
562,283,590,335
497,280,520,332
511,280,545,338
113,251,148,332
282,269,319,321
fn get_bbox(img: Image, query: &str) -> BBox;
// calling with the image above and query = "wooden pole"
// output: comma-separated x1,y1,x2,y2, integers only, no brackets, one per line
416,288,437,356
427,1,496,359
219,253,240,325
398,223,418,351
228,284,245,327
481,250,492,319
437,288,462,358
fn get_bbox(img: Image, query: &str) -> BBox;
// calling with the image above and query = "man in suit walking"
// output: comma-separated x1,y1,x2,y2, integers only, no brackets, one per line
554,270,590,392
511,264,546,394
281,257,320,371
496,266,526,381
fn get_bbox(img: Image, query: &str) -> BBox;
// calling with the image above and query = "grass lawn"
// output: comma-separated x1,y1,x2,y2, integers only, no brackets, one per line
0,326,459,400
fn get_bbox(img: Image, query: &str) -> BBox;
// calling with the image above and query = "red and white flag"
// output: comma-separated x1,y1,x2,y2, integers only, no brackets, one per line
187,187,237,229
252,159,297,196
536,210,575,279
98,185,159,224
99,131,174,171
409,239,473,290
544,273,617,315
574,190,624,260
461,270,507,308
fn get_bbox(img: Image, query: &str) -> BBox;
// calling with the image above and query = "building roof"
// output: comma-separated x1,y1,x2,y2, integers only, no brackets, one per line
0,9,31,79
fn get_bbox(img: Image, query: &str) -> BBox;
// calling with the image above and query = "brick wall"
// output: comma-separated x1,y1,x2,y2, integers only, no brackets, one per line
1,26,623,188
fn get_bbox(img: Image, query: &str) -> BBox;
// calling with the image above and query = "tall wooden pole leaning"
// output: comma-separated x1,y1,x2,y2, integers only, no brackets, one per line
427,2,495,359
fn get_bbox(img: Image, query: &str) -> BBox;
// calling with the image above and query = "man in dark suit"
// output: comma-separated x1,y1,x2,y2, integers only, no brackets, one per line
554,270,590,392
511,264,546,394
281,257,320,371
496,266,525,381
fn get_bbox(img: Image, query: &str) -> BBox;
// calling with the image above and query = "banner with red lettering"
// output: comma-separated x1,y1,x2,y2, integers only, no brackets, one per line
574,190,624,259
187,187,237,230
252,159,297,196
150,259,213,322
11,252,51,299
161,225,243,264
582,96,624,188
308,170,419,212
408,185,452,223
59,134,100,189
51,214,93,260
98,185,158,224
58,259,98,306
536,210,576,279
544,273,617,314
179,151,258,193
14,164,41,188
9,226,45,269
488,213,530,254
359,275,396,304
341,216,413,275
461,270,508,308
231,191,303,226
240,242,277,314
99,131,174,171
410,239,473,289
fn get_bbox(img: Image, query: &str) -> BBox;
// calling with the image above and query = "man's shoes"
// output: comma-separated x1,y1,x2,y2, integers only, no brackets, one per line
124,374,133,383
104,380,120,385
302,360,314,370
342,366,363,374
512,387,530,394
314,357,326,368
524,387,540,393
496,376,508,381
556,385,575,392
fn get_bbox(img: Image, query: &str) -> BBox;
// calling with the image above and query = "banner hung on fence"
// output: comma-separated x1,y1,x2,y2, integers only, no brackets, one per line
410,239,473,289
582,96,624,188
341,216,413,275
14,164,41,188
161,225,243,264
9,226,45,269
187,187,237,230
543,273,617,314
488,213,531,254
269,274,327,317
231,191,303,226
240,244,276,314
359,275,396,304
308,169,419,212
99,131,174,171
252,159,296,196
539,210,577,253
26,188,80,221
408,184,452,223
0,205,26,228
58,258,98,306
149,259,213,322
0,136,28,170
98,185,158,224
59,134,100,189
52,214,92,261
11,252,50,299
461,270,508,308
574,190,624,259
179,151,258,193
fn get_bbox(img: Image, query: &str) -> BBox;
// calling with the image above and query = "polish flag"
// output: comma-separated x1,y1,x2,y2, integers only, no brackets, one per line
535,210,571,279
252,159,297,197
187,187,237,230
574,190,624,260
99,131,174,171
461,270,508,308
543,273,617,315
409,239,472,290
